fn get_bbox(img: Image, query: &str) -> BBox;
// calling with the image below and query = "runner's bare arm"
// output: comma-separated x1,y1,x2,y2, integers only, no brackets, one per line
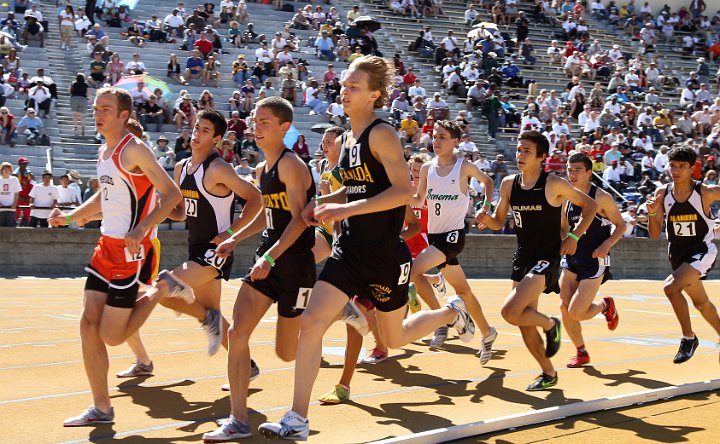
401,205,421,240
465,160,494,214
410,161,430,208
48,191,102,227
592,189,626,258
552,176,598,255
476,175,513,231
646,186,667,240
168,159,188,221
210,161,263,245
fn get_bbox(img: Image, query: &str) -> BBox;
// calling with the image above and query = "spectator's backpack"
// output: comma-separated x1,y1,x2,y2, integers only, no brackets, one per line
40,134,50,146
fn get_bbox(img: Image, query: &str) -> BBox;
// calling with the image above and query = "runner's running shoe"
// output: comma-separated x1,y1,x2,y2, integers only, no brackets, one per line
203,415,251,442
566,353,590,368
447,296,475,343
116,360,154,378
63,406,114,427
545,317,562,358
221,360,260,391
318,384,350,404
258,410,309,441
156,270,194,304
602,296,619,331
432,273,447,297
429,326,449,349
526,373,558,391
407,283,421,314
477,326,498,365
202,309,223,357
673,336,699,364
342,300,369,336
360,348,388,364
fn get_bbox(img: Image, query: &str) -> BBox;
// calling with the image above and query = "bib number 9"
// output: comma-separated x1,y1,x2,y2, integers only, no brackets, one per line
398,261,411,285
673,221,695,237
185,197,198,217
203,248,227,270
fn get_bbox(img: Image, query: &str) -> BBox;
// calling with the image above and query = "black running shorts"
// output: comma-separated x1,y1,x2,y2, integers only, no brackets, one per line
188,242,234,281
242,249,316,318
427,229,465,269
511,253,561,294
319,237,411,313
561,253,611,283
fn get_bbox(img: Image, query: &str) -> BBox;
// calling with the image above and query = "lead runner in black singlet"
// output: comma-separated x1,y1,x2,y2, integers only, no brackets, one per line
646,146,720,365
259,56,478,441
205,97,316,442
560,152,625,369
477,131,598,392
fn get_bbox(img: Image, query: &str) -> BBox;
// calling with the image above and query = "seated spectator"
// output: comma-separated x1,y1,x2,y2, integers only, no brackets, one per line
129,80,149,112
400,114,421,144
141,95,164,132
167,53,183,84
184,49,205,84
164,8,185,38
326,95,346,127
227,20,242,48
194,31,215,58
292,134,311,163
281,72,297,104
85,23,109,46
174,127,191,160
125,52,146,75
305,79,326,115
0,107,17,146
16,107,43,144
203,55,221,87
240,131,260,165
315,30,335,61
126,19,147,47
26,80,51,118
425,92,450,120
174,94,196,129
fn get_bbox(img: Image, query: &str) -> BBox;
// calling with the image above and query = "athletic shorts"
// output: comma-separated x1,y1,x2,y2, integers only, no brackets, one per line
319,237,411,313
405,232,429,259
561,253,611,283
188,242,234,281
669,242,717,279
511,253,561,294
315,226,333,248
242,248,316,318
85,236,160,308
427,229,465,269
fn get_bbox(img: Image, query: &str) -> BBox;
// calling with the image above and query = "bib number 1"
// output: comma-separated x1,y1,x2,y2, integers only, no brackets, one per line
294,287,313,310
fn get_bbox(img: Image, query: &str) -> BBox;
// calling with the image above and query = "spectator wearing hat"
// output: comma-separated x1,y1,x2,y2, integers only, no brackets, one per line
174,94,196,130
27,171,57,228
16,108,43,144
490,153,507,190
22,15,44,47
57,173,81,210
174,127,191,161
140,93,164,133
0,161,21,227
13,157,32,225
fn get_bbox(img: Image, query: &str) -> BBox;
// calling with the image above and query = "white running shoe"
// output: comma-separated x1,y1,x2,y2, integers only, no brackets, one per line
429,326,448,349
116,360,154,378
258,410,309,441
203,416,251,442
156,270,194,304
202,309,223,357
432,273,447,297
341,300,369,336
447,296,475,343
63,406,114,427
477,326,498,365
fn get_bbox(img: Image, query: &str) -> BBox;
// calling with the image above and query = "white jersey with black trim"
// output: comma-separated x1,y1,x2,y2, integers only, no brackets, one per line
426,157,469,233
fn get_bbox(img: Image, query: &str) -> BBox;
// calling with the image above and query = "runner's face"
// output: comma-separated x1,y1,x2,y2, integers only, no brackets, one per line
340,67,379,113
253,106,289,150
321,131,339,158
191,118,220,151
515,139,543,171
668,160,692,183
93,94,127,134
410,162,422,185
432,125,457,156
566,162,591,186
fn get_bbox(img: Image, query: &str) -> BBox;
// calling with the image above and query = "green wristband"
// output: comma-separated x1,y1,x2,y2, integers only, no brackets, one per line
226,227,235,235
567,232,580,241
263,253,276,267
648,212,657,217
483,201,492,206
66,214,72,225
315,195,322,205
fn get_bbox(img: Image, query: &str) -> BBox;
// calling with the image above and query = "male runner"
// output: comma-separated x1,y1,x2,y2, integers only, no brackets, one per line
411,120,497,363
52,88,183,426
560,152,624,368
646,146,720,364
203,96,316,442
477,130,597,391
259,55,474,440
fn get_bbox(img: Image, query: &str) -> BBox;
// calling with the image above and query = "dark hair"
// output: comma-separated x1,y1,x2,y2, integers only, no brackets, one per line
435,120,463,141
125,118,144,138
567,152,592,171
519,130,550,158
197,109,228,138
667,145,697,166
76,73,86,83
256,96,294,124
324,125,345,138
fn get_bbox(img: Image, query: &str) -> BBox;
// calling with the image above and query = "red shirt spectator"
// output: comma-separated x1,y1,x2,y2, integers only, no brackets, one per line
403,70,417,87
194,35,214,56
692,159,703,180
544,151,566,174
227,114,247,138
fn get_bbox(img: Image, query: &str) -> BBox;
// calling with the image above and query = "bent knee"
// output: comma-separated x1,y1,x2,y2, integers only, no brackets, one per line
101,332,126,347
275,345,296,362
227,323,252,343
567,307,586,322
500,306,519,325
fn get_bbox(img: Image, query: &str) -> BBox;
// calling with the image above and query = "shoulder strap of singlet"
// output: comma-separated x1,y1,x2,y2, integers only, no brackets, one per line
319,157,328,174
109,133,135,162
356,118,387,143
588,183,597,199
202,152,220,170
536,170,549,189
267,148,290,174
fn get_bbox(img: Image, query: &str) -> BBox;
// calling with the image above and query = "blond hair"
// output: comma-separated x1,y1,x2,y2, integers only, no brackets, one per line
408,152,431,167
350,55,395,109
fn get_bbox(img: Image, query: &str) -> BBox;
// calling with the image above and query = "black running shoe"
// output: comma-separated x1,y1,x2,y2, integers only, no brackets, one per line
673,336,699,364
545,317,562,358
526,373,558,391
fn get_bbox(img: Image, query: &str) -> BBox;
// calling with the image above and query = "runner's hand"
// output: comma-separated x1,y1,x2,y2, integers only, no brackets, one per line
249,255,272,281
211,230,231,245
215,238,237,258
301,199,318,226
124,226,145,256
47,208,67,227
560,236,578,256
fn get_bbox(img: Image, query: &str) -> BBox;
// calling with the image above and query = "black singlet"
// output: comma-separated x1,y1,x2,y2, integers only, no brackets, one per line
509,171,562,258
566,184,612,256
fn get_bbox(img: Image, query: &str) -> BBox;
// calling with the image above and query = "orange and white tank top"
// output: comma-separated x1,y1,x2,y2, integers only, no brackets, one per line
97,133,157,239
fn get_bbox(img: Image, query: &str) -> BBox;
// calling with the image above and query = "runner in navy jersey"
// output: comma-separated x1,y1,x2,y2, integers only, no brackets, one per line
477,130,598,391
646,146,720,365
560,152,625,368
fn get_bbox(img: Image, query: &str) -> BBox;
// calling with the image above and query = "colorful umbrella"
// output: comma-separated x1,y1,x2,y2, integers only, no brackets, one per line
114,74,172,99
467,22,500,40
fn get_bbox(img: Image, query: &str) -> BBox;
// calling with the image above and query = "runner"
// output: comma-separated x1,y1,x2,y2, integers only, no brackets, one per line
202,96,316,442
411,120,497,363
51,87,184,426
258,55,474,440
560,152,624,368
477,130,598,391
646,145,720,364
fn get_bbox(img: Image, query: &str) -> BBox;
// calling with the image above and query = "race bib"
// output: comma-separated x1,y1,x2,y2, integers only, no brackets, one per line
185,197,198,217
124,244,145,262
203,248,227,269
294,287,313,310
672,221,695,237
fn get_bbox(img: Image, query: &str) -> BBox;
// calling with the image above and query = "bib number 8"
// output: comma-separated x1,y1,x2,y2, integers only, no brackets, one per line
673,221,695,237
203,248,227,270
435,203,441,216
185,197,198,217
